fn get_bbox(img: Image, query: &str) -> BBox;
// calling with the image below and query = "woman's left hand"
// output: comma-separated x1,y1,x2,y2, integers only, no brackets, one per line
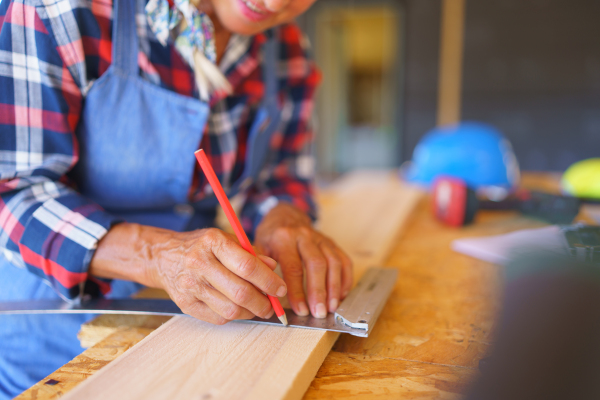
255,202,353,318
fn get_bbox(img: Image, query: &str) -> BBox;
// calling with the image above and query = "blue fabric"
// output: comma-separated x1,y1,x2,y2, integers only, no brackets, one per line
0,257,94,400
72,0,209,212
0,0,208,395
0,257,145,400
0,0,281,396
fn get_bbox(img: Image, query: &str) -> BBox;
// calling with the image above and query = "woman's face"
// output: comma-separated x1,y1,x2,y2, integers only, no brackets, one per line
201,0,318,35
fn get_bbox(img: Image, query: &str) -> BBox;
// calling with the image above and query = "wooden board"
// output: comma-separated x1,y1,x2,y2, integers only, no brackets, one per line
56,171,423,400
437,0,466,126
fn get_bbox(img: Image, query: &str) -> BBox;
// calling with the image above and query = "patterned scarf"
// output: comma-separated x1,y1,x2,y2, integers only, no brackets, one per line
145,0,232,100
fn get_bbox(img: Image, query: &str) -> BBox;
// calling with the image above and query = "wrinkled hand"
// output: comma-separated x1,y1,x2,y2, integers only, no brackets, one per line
146,228,288,325
255,203,353,318
91,223,288,326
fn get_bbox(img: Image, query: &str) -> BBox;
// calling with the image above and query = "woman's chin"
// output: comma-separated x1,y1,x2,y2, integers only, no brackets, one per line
217,13,274,36
208,0,316,36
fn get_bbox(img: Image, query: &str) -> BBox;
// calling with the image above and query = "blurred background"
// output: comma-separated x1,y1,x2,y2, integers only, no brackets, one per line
296,0,600,176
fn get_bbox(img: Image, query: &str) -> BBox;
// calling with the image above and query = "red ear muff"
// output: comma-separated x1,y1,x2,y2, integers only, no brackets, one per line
432,176,478,226
432,177,582,227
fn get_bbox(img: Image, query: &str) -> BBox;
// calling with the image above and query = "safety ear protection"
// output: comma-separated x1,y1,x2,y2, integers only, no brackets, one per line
432,176,478,227
432,176,583,227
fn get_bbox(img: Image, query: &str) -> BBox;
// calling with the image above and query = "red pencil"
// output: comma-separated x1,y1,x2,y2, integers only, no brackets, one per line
195,149,288,326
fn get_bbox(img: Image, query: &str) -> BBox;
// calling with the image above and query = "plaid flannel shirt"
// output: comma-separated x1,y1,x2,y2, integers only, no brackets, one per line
0,0,320,301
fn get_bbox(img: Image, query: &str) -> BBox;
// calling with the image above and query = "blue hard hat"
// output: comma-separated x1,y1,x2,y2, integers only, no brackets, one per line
404,122,520,190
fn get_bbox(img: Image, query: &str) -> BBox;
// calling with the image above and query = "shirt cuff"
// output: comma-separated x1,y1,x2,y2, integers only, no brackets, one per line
19,195,122,302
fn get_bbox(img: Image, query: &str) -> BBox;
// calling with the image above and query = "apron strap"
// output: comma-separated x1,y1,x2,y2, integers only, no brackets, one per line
245,34,281,182
262,35,279,111
112,0,139,75
193,32,281,212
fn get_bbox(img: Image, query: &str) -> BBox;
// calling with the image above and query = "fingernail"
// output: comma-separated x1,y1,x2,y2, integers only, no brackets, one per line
276,286,287,297
329,298,338,312
297,301,309,316
315,303,327,318
266,309,274,319
343,290,349,298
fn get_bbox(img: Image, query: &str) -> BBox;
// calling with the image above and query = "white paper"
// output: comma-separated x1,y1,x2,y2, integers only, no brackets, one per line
451,226,570,265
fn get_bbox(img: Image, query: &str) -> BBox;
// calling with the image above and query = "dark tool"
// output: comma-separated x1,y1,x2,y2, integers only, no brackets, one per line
432,176,582,227
562,224,600,264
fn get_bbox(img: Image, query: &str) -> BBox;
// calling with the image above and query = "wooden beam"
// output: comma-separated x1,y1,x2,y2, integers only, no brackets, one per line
437,0,466,126
60,171,422,400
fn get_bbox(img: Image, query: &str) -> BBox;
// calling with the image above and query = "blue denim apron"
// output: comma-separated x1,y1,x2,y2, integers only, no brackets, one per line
0,0,281,395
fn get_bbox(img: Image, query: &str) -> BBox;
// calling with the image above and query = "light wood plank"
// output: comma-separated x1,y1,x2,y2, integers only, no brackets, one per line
317,171,423,275
65,317,339,400
58,171,423,400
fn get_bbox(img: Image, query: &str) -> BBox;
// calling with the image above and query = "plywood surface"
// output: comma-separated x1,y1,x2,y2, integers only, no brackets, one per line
305,351,477,399
18,171,421,400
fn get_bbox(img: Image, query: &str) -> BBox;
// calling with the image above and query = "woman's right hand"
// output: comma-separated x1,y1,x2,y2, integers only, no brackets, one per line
89,223,287,325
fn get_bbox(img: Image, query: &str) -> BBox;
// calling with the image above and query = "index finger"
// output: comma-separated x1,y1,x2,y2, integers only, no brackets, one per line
333,247,353,298
212,235,287,299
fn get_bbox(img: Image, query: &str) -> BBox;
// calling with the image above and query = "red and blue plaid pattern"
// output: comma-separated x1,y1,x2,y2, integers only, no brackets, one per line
0,0,320,301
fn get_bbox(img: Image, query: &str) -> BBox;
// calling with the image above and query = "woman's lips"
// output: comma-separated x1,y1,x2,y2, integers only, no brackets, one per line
236,0,273,22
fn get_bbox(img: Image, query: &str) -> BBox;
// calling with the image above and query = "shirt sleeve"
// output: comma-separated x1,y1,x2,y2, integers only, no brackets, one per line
241,24,321,235
0,0,118,301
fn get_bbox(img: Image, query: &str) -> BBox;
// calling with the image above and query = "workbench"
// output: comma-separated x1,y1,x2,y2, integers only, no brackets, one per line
18,173,580,399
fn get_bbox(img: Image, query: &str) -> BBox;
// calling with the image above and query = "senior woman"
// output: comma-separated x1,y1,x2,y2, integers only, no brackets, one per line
0,0,353,396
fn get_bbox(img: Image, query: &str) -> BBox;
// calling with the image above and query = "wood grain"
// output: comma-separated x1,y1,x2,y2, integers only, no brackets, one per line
64,317,339,400
305,351,477,399
52,171,422,400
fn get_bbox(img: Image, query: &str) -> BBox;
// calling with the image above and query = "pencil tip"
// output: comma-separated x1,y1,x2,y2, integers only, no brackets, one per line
278,314,288,326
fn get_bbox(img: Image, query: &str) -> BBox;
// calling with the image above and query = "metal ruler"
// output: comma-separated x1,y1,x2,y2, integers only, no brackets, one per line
0,267,397,337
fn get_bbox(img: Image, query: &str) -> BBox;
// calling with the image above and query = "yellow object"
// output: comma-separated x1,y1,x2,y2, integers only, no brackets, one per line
562,158,600,199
